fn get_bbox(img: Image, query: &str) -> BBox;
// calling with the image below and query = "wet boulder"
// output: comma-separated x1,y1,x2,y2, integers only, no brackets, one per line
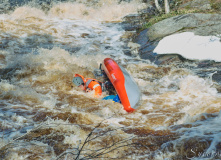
133,29,158,61
212,71,221,84
197,60,221,68
121,14,144,31
147,13,221,41
154,54,191,65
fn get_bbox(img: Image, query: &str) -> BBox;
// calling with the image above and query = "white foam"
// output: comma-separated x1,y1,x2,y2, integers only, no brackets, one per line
154,32,221,62
48,0,146,21
103,117,126,126
64,134,82,146
175,75,220,117
12,114,27,123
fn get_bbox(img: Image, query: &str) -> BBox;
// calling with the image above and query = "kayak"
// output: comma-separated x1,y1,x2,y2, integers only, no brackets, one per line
102,58,141,112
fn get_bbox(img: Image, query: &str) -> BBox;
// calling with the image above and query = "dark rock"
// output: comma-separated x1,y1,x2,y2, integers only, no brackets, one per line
154,54,189,65
134,29,149,46
133,29,158,61
197,60,217,68
123,48,132,56
139,44,157,61
212,71,221,84
195,61,221,74
120,22,142,31
121,14,143,31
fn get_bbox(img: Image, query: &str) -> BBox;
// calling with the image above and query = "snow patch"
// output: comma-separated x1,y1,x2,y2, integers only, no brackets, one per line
154,32,221,62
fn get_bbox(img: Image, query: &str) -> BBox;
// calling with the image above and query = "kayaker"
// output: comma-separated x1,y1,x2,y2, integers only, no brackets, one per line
94,65,116,95
72,74,102,97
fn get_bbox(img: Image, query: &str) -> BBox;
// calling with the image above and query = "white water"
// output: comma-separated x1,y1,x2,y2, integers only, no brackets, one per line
1,1,221,159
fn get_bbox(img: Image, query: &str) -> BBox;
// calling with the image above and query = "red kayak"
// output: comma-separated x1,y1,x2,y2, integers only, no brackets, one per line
102,58,141,112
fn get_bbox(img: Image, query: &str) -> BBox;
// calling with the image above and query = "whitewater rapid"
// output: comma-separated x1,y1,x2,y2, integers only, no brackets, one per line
0,0,221,160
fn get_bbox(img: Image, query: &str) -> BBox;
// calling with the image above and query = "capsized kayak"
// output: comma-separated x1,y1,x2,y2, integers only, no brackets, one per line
102,58,141,112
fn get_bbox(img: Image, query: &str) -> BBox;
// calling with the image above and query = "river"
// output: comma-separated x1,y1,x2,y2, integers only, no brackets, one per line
1,0,221,159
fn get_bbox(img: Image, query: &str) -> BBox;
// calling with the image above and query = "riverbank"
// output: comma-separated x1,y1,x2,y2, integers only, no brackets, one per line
122,0,221,86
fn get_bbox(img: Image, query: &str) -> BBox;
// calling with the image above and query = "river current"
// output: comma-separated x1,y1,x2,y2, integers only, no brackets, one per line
1,0,221,159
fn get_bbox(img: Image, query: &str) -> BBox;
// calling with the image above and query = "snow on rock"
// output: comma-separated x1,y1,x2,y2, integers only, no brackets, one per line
154,32,221,62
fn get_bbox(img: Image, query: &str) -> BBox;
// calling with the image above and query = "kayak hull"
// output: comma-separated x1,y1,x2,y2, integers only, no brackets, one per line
102,58,141,112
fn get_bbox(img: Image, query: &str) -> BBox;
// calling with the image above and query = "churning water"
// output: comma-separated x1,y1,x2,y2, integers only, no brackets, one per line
0,0,221,159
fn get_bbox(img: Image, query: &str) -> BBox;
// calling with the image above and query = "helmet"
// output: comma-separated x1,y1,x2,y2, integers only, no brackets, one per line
72,76,84,86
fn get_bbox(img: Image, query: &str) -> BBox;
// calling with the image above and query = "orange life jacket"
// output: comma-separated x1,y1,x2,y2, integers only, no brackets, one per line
75,74,102,97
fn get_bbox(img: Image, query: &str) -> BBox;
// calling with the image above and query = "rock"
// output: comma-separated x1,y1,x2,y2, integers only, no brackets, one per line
134,29,149,46
147,13,221,41
154,53,190,65
197,60,221,68
127,42,140,57
120,31,137,56
133,29,158,61
212,71,221,84
121,14,144,31
121,31,136,40
121,3,157,31
138,3,158,19
179,0,211,11
122,47,132,56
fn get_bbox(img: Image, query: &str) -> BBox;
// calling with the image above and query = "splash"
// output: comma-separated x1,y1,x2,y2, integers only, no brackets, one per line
11,7,46,19
178,75,221,117
3,0,146,22
48,0,146,21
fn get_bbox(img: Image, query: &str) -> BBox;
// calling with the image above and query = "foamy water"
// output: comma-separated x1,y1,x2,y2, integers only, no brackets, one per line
1,0,221,159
